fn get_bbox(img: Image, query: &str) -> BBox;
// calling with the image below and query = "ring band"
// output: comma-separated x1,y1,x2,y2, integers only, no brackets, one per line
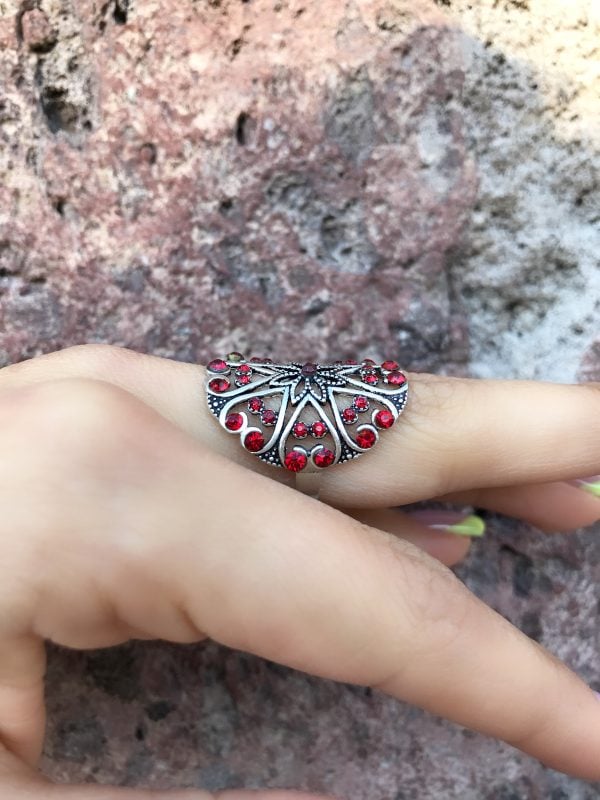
205,353,409,497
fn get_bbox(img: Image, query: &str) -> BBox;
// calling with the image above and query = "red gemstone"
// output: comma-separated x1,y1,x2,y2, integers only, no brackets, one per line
314,448,335,468
261,409,278,425
344,358,358,365
236,374,252,386
208,377,230,393
387,371,406,386
284,450,308,472
381,360,399,371
301,362,318,376
248,397,264,413
342,407,358,424
356,428,377,449
375,409,395,429
236,364,252,375
249,356,266,363
293,421,309,438
244,431,265,452
225,412,244,431
362,372,378,385
311,420,328,438
353,395,369,411
362,358,376,366
207,358,229,373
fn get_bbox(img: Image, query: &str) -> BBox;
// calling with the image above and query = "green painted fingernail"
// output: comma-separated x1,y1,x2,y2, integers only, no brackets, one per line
410,510,486,538
445,514,486,537
573,476,600,498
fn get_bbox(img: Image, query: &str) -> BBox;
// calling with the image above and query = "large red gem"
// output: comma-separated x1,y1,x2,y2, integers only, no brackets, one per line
387,371,406,386
314,448,335,468
247,397,264,413
375,409,394,429
207,358,228,373
353,395,369,411
225,412,244,431
244,431,265,452
311,420,328,438
356,428,376,449
293,421,309,438
342,407,358,424
261,409,278,426
208,377,230,393
381,360,399,371
236,374,252,386
284,450,308,472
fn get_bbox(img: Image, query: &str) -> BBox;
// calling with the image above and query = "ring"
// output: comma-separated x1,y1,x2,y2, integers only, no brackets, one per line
205,352,409,497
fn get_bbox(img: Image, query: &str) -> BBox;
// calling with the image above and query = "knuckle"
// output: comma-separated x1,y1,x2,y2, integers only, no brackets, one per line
0,377,138,465
372,533,474,687
0,343,138,389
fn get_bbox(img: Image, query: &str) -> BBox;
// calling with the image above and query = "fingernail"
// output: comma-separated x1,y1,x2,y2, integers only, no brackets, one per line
408,509,486,537
570,476,600,498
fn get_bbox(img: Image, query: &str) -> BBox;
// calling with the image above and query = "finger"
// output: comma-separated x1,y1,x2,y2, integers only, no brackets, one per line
436,479,600,532
347,508,474,566
1,346,600,508
2,379,599,781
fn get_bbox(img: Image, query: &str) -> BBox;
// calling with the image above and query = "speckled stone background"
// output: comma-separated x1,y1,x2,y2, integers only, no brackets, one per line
0,0,599,797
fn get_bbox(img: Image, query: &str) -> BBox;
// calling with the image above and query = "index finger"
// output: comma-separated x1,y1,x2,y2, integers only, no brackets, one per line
1,345,599,508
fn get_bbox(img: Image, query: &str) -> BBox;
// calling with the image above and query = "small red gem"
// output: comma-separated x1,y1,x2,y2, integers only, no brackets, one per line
207,358,228,373
362,358,376,366
311,420,328,438
236,374,252,386
356,428,377,449
314,448,335,468
342,407,358,424
362,372,379,385
261,409,277,425
249,356,266,363
244,431,265,452
381,360,399,371
247,397,264,413
225,412,244,431
301,362,318,376
236,364,252,375
375,409,395,429
387,371,406,386
208,377,230,393
293,421,309,438
353,395,369,411
344,358,358,365
284,450,308,472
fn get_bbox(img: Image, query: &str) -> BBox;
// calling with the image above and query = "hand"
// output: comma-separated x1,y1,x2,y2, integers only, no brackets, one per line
0,345,598,797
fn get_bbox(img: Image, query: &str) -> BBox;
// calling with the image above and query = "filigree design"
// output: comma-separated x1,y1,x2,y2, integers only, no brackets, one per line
205,354,409,472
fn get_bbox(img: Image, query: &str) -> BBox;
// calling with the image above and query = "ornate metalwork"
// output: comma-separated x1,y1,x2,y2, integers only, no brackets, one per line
205,355,409,472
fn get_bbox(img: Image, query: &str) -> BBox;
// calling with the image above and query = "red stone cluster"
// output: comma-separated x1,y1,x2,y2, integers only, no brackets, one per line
207,354,406,471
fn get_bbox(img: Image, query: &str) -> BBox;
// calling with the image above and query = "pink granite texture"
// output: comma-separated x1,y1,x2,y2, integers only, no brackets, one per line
0,0,598,798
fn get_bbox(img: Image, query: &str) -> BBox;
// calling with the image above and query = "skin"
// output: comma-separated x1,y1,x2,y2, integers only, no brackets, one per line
0,344,598,798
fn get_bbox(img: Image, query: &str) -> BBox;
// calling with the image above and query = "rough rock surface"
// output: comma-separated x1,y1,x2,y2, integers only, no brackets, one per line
0,0,475,371
0,0,598,798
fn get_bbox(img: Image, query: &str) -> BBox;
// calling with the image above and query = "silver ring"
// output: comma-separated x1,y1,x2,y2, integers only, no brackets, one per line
204,353,409,497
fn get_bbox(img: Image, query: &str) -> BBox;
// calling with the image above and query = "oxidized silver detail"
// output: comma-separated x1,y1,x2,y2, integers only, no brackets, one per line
205,358,409,471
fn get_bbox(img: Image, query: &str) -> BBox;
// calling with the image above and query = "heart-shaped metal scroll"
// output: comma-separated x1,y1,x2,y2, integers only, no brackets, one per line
204,352,409,473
